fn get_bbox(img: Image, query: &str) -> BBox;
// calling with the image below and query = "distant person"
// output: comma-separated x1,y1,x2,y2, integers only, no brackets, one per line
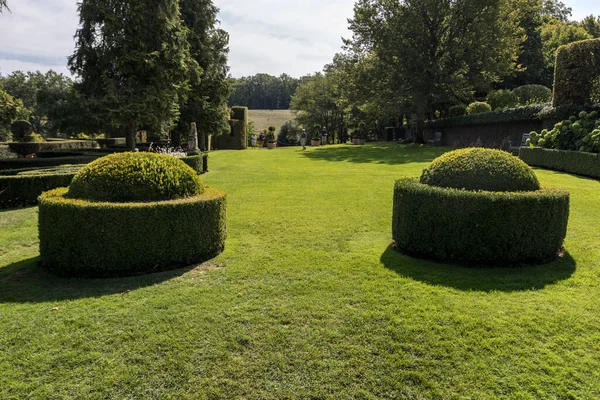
251,133,257,149
300,129,307,151
259,132,266,149
321,127,328,146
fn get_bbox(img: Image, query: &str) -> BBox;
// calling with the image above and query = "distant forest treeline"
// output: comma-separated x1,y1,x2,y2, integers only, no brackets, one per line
228,73,305,110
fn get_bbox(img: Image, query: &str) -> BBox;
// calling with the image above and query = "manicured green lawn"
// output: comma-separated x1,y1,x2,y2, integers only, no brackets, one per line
1,143,600,398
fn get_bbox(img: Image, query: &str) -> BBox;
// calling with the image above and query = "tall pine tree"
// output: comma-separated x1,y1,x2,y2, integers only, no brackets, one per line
68,0,200,150
174,0,231,147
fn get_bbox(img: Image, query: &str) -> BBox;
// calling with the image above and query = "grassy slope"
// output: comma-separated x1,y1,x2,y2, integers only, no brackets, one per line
1,144,600,399
248,109,293,133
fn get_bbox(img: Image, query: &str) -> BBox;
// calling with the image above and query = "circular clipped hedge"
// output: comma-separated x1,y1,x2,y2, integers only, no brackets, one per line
68,152,204,202
38,152,226,277
420,148,540,192
393,149,570,264
39,187,227,277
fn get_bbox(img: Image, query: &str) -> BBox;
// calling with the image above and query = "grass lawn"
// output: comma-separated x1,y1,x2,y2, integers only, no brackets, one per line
1,143,600,399
248,109,294,133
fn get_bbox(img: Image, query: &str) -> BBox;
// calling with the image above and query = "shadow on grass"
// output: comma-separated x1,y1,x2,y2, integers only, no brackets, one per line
380,245,576,292
0,256,196,304
302,143,450,165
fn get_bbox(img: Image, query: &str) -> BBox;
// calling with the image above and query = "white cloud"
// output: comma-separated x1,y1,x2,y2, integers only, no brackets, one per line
0,0,356,79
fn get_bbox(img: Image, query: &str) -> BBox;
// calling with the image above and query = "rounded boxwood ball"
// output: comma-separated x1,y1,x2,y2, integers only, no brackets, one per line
420,148,540,192
68,152,204,202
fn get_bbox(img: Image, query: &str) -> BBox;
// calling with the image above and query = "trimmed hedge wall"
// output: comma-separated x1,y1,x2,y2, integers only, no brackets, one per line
553,39,600,107
426,105,545,129
7,140,97,156
39,187,227,277
520,147,600,178
0,167,79,208
180,154,208,174
0,156,98,170
392,179,570,264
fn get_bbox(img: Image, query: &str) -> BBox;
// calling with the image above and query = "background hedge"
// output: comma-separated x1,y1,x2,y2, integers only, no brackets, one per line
392,179,570,264
426,105,545,129
7,140,97,156
180,154,208,174
0,156,98,170
553,39,600,107
0,166,80,208
39,187,227,277
520,147,600,178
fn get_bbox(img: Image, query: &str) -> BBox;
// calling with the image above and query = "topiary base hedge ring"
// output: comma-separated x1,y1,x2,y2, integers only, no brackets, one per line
392,179,570,265
39,187,227,277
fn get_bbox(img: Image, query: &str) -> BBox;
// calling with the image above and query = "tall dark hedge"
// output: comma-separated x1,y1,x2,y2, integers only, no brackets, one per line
392,179,570,264
520,147,600,179
39,187,227,277
214,107,248,150
553,39,600,107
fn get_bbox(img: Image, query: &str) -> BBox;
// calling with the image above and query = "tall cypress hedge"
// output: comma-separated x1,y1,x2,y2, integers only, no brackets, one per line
553,39,600,107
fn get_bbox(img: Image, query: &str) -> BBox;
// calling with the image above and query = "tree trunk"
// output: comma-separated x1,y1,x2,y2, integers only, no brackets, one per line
413,93,427,144
126,119,137,151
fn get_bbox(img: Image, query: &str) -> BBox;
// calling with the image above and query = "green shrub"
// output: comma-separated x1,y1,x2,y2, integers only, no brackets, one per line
68,152,204,202
553,39,600,107
528,110,600,152
10,120,33,142
520,147,600,178
214,107,248,150
392,179,570,264
448,104,467,117
7,140,98,158
0,155,98,171
420,148,540,192
0,166,80,208
38,187,227,277
486,90,519,110
426,105,544,129
513,85,552,106
180,154,208,175
466,102,492,115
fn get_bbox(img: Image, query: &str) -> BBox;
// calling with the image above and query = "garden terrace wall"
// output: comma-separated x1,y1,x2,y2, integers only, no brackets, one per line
520,147,600,179
39,187,227,277
424,106,545,149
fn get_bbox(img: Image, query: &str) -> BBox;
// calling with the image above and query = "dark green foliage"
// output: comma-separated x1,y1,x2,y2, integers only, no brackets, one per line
529,110,600,152
513,85,552,105
175,0,231,146
420,148,540,192
180,154,208,174
448,104,466,117
0,167,79,208
466,102,492,115
537,104,600,121
10,120,33,141
392,179,570,264
520,147,600,178
38,187,227,277
228,73,299,110
486,90,518,110
0,155,97,171
427,105,545,129
553,39,600,107
69,0,200,150
68,153,204,202
7,140,97,158
214,107,248,150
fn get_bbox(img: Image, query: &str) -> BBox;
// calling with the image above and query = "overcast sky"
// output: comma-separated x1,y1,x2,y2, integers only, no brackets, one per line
0,0,598,79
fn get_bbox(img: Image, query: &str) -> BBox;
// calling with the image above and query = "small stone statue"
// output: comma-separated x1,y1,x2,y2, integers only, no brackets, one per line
188,122,200,156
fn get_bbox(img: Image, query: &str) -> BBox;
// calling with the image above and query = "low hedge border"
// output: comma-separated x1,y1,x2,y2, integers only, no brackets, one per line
0,156,99,170
392,179,570,264
38,187,227,277
426,105,545,129
180,153,209,174
0,168,79,208
520,147,600,179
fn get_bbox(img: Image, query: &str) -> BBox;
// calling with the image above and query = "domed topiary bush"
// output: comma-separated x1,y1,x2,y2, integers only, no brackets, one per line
39,152,226,277
393,149,570,264
68,152,204,202
420,148,540,192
